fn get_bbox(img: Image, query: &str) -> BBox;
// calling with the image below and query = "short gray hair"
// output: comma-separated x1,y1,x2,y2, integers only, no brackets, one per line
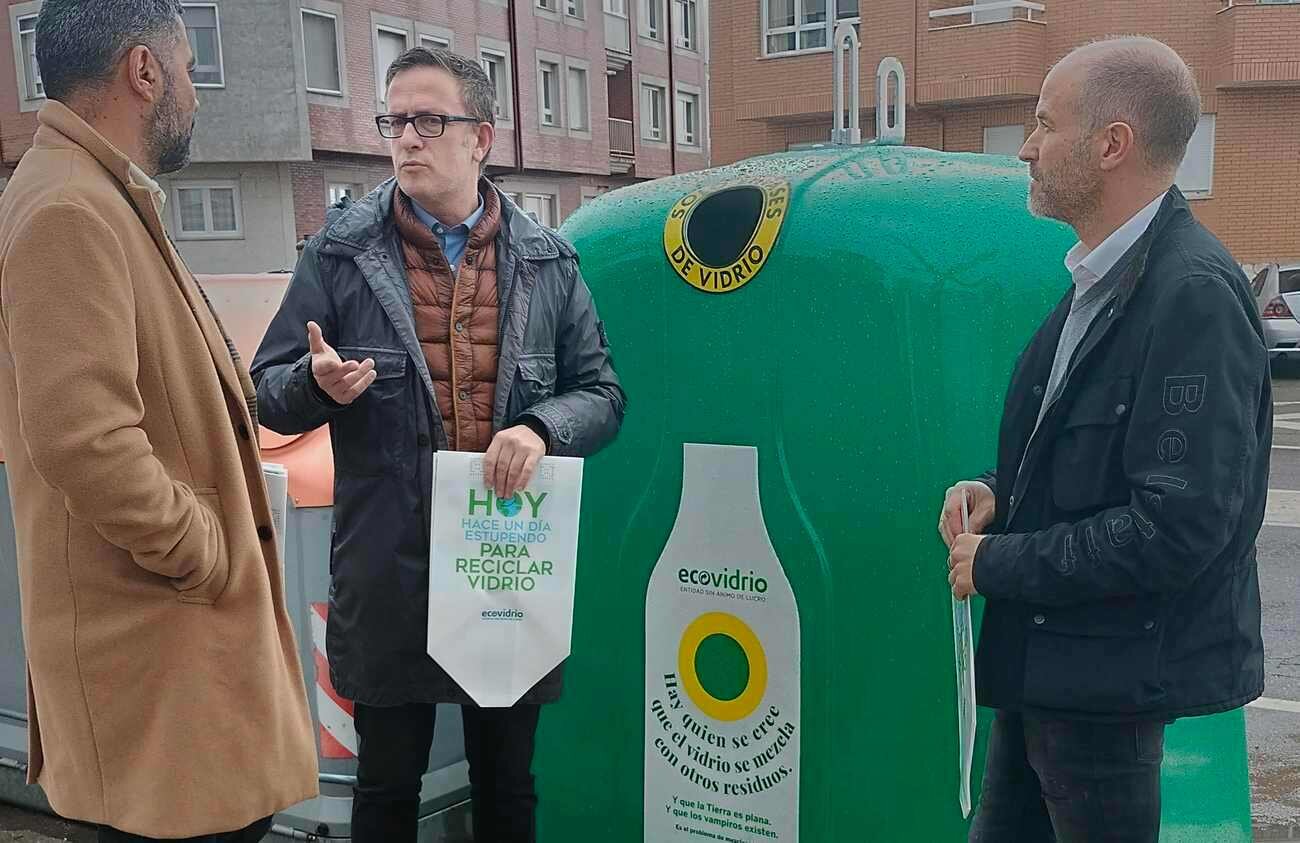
385,47,496,126
1074,36,1201,174
35,0,185,103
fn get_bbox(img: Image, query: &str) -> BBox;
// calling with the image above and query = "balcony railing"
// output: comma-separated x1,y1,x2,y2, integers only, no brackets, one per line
930,1,1046,28
609,118,635,156
919,0,1047,102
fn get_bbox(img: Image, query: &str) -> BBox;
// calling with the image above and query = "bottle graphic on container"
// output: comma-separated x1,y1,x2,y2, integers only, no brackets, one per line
644,443,801,842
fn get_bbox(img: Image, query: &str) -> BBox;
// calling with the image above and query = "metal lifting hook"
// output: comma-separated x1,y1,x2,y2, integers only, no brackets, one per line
876,57,906,145
830,22,861,145
830,24,907,147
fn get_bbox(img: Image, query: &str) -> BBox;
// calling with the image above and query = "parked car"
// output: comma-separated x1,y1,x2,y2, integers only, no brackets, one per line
1252,262,1300,357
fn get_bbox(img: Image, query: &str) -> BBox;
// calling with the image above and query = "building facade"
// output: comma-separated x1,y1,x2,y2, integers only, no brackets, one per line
0,0,711,272
710,0,1300,266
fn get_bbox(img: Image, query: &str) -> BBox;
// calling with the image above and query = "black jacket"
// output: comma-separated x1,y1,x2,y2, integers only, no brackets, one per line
251,179,626,705
972,188,1269,721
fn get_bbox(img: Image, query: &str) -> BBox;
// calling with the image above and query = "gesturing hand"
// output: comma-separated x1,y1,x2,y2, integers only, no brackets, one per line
308,321,375,405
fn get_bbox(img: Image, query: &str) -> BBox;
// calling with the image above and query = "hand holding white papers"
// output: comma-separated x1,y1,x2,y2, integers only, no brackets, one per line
938,480,994,549
952,492,978,820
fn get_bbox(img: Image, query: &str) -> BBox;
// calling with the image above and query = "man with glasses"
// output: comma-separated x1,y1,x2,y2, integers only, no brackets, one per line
252,47,626,843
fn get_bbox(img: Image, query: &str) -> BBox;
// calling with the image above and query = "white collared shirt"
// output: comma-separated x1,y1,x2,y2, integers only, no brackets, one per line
1023,190,1169,440
1063,192,1166,300
128,163,167,216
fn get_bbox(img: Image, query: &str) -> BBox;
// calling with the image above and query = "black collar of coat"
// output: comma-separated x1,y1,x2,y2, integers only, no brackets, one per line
1096,186,1192,316
315,176,572,262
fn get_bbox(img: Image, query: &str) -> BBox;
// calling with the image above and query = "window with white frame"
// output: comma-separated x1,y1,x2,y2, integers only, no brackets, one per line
481,49,512,121
420,32,450,50
676,90,700,145
605,0,628,13
537,0,558,10
302,9,343,94
567,66,589,131
539,60,561,126
673,0,699,50
181,4,223,86
765,0,860,56
567,0,586,18
523,193,557,227
173,183,242,239
983,125,1025,156
1175,114,1216,197
375,26,410,104
17,14,42,101
328,182,365,205
641,0,665,40
641,83,666,141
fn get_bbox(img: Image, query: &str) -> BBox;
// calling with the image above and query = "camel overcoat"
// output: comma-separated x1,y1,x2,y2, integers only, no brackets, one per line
0,101,318,837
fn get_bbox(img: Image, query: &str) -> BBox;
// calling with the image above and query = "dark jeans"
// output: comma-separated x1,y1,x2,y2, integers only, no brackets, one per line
98,816,272,843
969,710,1165,843
352,701,541,843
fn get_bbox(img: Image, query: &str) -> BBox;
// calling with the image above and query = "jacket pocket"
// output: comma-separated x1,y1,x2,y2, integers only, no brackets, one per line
333,347,411,475
339,346,408,399
1023,597,1165,714
173,490,231,606
516,353,557,406
1051,376,1133,513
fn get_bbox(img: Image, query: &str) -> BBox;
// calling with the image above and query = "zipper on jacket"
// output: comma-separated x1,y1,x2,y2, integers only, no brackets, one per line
1008,299,1120,525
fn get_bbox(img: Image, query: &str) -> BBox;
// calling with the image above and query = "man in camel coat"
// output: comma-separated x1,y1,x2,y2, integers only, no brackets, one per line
0,2,318,839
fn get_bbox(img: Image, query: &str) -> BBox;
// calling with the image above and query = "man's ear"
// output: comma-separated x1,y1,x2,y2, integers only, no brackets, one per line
123,44,165,104
1098,121,1137,173
474,121,496,166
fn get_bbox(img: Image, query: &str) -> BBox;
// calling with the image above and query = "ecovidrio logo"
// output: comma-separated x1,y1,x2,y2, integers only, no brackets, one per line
678,566,769,596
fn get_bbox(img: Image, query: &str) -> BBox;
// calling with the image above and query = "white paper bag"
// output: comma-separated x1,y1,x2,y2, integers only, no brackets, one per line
427,451,584,707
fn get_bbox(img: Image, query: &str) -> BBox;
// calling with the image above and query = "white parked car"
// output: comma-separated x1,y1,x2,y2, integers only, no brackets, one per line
1252,263,1300,358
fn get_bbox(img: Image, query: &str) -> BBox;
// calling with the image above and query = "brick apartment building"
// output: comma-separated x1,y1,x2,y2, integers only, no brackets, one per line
711,0,1300,267
0,0,711,273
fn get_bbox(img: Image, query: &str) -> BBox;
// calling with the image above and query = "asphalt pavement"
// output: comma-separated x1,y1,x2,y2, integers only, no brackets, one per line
1249,360,1300,839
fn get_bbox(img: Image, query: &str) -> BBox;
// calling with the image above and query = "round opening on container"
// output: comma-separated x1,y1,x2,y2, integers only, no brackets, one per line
665,180,789,294
685,186,765,268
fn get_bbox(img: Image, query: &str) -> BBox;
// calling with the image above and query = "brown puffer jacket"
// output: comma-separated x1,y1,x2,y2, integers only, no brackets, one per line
393,188,501,452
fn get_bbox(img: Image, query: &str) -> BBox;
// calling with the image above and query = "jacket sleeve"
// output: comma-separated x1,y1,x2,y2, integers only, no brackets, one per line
977,469,998,497
516,259,627,458
0,204,222,585
250,241,345,435
973,274,1267,607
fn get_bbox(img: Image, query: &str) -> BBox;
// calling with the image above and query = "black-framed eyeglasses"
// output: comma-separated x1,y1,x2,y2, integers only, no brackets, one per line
375,112,482,139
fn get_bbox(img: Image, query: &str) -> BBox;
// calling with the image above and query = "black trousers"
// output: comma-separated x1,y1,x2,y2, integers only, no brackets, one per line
969,710,1166,843
98,816,272,843
351,701,541,843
